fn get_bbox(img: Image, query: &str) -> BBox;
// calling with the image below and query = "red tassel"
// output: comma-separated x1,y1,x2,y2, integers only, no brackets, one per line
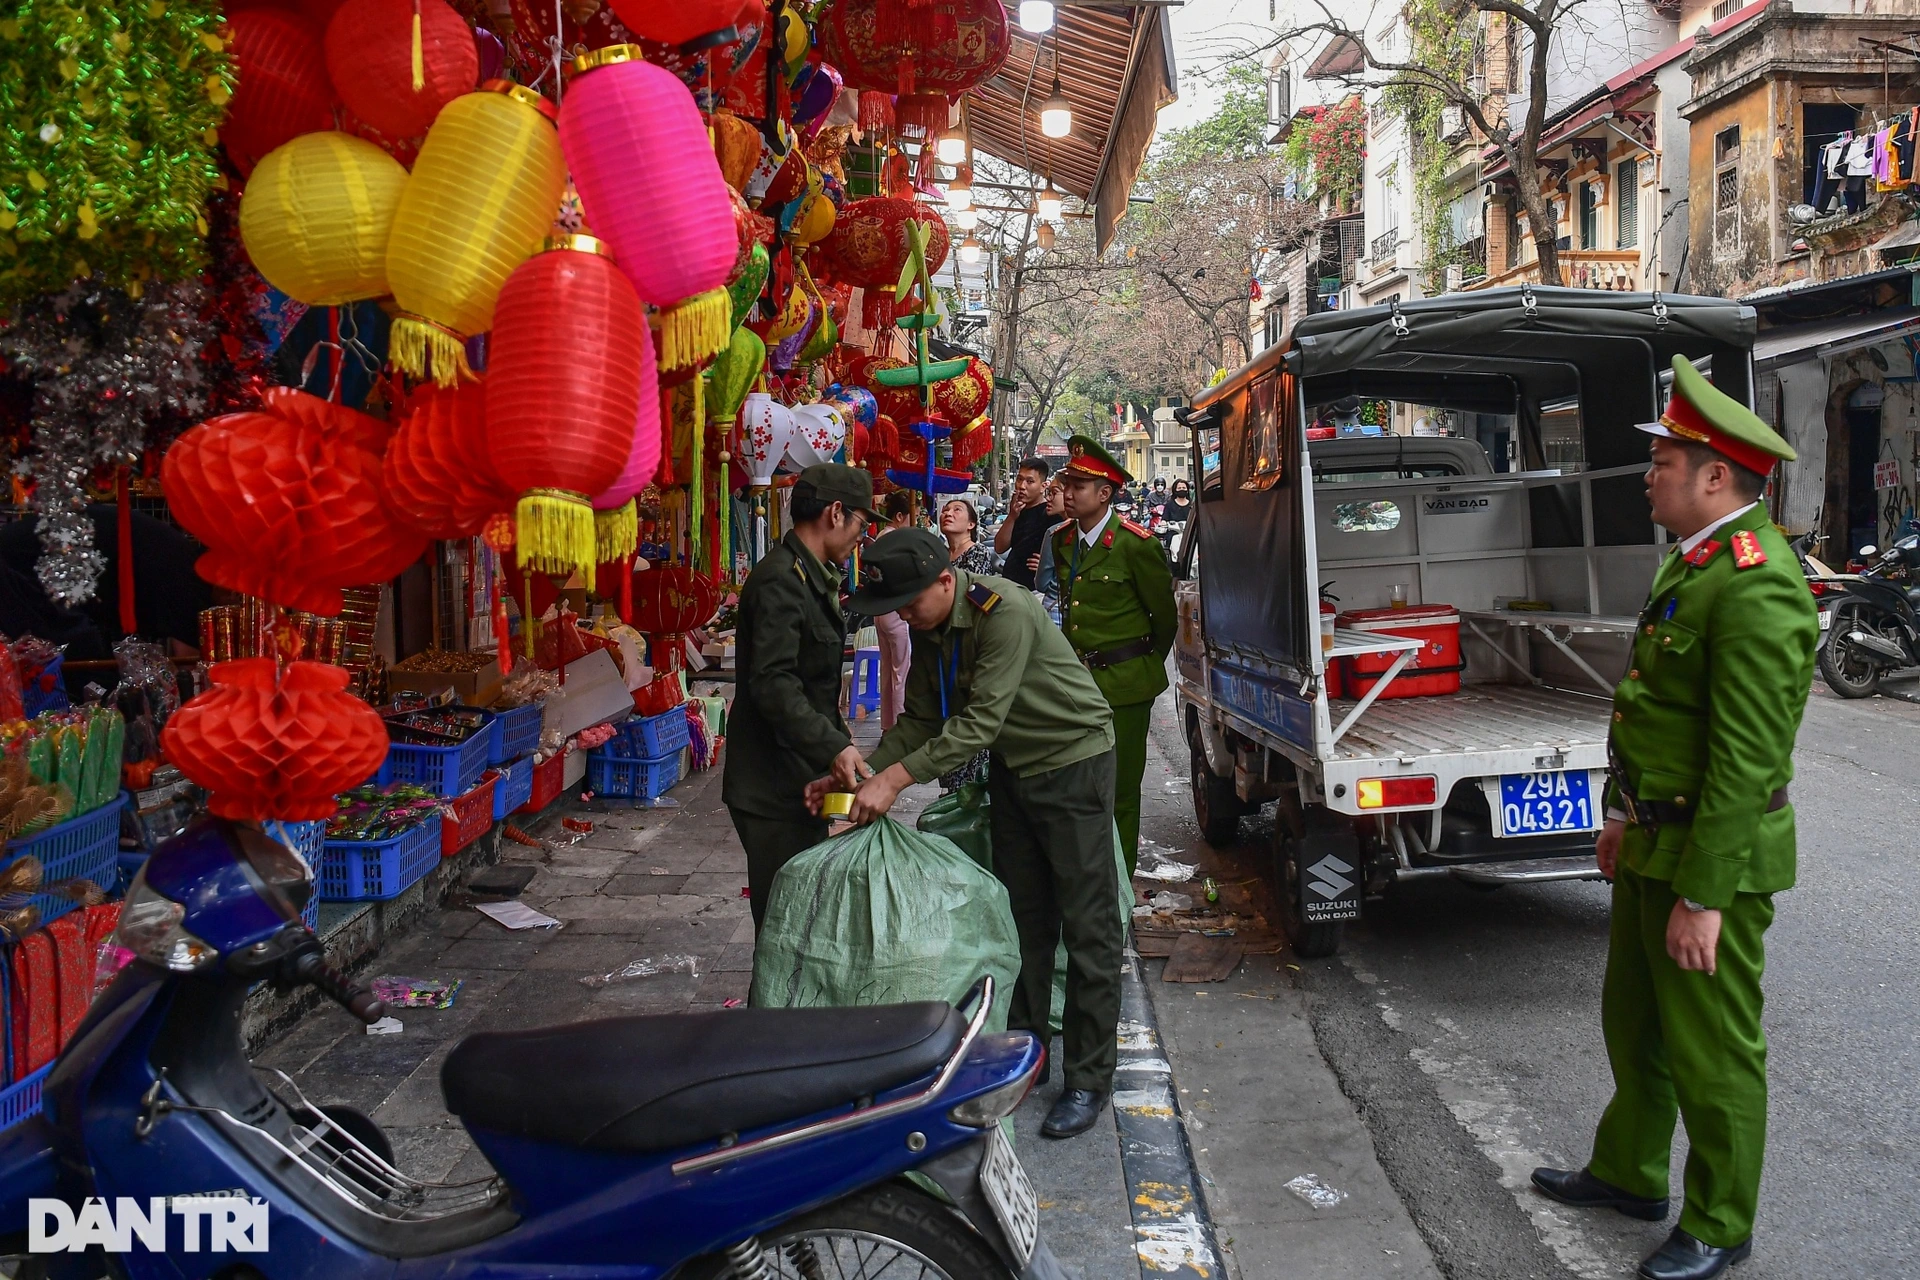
950,416,992,468
115,467,135,635
494,587,510,675
896,93,947,137
653,386,678,486
858,90,896,136
895,58,916,99
618,554,633,625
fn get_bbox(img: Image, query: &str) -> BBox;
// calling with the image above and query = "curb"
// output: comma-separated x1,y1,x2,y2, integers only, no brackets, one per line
1113,944,1231,1279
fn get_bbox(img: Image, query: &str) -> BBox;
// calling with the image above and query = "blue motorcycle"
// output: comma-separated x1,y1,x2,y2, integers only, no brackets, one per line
0,816,1062,1278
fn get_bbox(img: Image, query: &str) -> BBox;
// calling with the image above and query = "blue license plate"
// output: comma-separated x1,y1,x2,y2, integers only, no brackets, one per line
1496,771,1597,836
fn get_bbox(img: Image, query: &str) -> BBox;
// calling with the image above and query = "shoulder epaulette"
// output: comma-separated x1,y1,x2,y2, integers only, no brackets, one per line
1683,538,1722,569
1730,529,1768,570
792,558,808,582
1049,520,1073,539
1121,518,1152,539
965,582,1002,613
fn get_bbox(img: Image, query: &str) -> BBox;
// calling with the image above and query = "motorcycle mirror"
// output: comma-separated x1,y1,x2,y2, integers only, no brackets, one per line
1859,545,1878,557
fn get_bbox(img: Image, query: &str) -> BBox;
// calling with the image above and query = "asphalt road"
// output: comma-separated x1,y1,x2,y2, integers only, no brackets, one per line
1242,683,1920,1279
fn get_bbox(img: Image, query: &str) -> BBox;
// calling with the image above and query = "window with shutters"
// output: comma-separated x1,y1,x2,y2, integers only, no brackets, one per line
1616,159,1639,248
1714,126,1741,248
1711,0,1740,19
1578,182,1599,250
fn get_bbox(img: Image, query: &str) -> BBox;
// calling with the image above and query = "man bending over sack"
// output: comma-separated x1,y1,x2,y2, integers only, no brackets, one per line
806,527,1123,1139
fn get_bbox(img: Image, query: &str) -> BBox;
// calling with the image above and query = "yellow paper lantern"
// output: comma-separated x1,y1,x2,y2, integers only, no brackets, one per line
386,81,568,385
792,182,837,246
766,279,811,343
239,132,410,307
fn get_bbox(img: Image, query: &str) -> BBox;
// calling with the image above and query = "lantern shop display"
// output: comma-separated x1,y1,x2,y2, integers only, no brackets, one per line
162,389,430,615
386,82,568,385
560,46,736,370
815,0,1010,135
325,0,480,140
163,660,389,821
239,132,410,306
224,8,340,174
818,197,950,328
383,379,514,539
737,393,797,486
486,235,647,580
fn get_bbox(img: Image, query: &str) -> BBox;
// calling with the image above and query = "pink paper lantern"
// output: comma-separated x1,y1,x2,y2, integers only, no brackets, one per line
559,45,737,372
594,334,663,512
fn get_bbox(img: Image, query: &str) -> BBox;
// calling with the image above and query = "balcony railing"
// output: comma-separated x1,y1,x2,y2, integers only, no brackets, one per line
1461,249,1642,293
1371,229,1400,262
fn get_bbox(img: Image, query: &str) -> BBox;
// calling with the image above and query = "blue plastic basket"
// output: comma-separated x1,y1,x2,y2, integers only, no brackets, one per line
385,714,493,798
0,1062,52,1129
488,703,544,765
266,820,326,932
607,709,689,760
3,794,128,930
319,820,441,902
586,749,680,803
490,756,535,821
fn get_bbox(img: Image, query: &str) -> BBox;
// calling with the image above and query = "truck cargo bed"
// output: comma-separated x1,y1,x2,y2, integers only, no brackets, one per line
1325,684,1612,763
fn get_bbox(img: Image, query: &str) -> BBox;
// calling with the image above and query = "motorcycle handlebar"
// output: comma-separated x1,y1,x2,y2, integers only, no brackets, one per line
292,951,387,1025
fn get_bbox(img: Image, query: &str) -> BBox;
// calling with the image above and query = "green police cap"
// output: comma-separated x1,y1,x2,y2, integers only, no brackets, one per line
1061,434,1132,486
791,463,878,521
1637,354,1796,472
845,527,952,616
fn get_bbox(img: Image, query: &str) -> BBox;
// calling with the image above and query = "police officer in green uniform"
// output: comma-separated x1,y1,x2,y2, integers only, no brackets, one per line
813,528,1122,1139
723,464,877,933
1532,357,1816,1280
1052,435,1177,874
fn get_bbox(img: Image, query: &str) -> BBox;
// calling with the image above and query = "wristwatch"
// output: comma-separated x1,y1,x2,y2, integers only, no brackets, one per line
1681,898,1711,913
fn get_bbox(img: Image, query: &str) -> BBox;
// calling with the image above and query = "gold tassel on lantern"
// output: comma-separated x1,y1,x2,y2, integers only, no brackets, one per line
410,1,425,91
390,313,474,386
595,499,638,564
516,488,597,577
656,288,732,371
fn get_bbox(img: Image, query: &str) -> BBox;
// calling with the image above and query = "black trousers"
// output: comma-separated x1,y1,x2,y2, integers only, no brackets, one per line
730,810,829,931
986,748,1122,1092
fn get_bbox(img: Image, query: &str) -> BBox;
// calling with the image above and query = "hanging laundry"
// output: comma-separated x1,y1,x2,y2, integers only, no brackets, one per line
1845,132,1874,177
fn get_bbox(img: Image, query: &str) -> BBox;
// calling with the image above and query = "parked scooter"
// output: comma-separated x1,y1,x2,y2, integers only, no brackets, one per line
1817,528,1920,697
0,817,1060,1279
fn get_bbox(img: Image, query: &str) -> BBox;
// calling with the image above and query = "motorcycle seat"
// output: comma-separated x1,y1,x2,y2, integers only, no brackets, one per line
440,1001,965,1153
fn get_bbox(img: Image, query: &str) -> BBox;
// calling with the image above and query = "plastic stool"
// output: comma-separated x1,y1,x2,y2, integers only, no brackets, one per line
849,647,882,719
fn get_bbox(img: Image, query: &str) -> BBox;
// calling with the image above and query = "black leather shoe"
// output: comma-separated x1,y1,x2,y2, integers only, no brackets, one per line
1637,1228,1751,1280
1040,1089,1107,1138
1530,1166,1669,1221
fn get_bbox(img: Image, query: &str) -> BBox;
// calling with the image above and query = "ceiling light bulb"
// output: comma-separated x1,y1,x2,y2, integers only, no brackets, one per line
955,207,980,230
958,235,983,265
935,127,968,166
1037,186,1064,221
946,180,972,211
1039,79,1072,139
1036,222,1057,250
1019,0,1056,33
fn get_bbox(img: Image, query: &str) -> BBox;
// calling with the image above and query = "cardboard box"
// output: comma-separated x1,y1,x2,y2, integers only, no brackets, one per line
387,660,503,704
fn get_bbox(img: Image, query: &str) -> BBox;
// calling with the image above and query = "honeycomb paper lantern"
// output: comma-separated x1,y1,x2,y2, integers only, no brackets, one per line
162,388,430,614
163,660,389,821
225,9,341,175
384,379,515,539
486,236,644,579
239,132,410,306
387,82,569,385
326,0,479,139
560,46,736,370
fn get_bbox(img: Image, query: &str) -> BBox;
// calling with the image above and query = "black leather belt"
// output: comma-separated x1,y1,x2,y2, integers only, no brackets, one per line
1081,636,1154,670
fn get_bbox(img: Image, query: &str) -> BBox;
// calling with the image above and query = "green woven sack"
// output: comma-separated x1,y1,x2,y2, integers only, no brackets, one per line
750,817,1021,1032
915,781,991,871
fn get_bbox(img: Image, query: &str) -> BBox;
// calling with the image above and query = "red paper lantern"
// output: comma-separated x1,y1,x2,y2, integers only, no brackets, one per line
817,197,950,328
631,565,721,674
486,235,646,579
163,660,389,821
815,0,1009,134
325,0,479,140
933,354,993,430
162,388,430,614
608,0,752,46
384,379,514,539
847,355,928,426
224,9,340,175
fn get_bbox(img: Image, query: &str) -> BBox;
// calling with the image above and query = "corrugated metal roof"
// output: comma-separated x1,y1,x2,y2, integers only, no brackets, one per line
1752,307,1920,367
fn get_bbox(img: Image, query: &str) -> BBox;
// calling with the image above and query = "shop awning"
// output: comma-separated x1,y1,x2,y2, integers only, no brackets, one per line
1751,307,1920,368
1871,218,1920,254
966,3,1177,252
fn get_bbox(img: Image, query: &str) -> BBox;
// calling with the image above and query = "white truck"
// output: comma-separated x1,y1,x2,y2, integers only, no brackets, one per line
1171,288,1759,956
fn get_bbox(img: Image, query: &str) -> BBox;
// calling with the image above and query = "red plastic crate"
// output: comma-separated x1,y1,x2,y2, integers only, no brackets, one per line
441,775,498,858
9,931,55,1079
517,751,568,815
47,915,87,1053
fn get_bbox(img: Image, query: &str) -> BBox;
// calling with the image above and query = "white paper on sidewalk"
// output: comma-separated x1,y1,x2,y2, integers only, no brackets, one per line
474,900,563,931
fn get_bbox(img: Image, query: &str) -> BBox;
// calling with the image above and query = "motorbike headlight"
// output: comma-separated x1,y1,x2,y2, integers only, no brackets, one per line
109,870,216,974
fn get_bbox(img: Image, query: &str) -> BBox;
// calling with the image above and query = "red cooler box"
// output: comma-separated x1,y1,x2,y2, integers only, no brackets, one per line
1337,605,1463,699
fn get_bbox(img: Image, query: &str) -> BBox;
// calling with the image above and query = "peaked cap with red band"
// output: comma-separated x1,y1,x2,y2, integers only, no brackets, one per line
1637,354,1795,476
1061,433,1133,486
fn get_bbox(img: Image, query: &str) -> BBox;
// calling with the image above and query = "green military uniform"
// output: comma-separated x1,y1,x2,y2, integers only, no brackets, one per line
1052,435,1177,873
723,466,876,930
856,537,1122,1096
1586,357,1817,1251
